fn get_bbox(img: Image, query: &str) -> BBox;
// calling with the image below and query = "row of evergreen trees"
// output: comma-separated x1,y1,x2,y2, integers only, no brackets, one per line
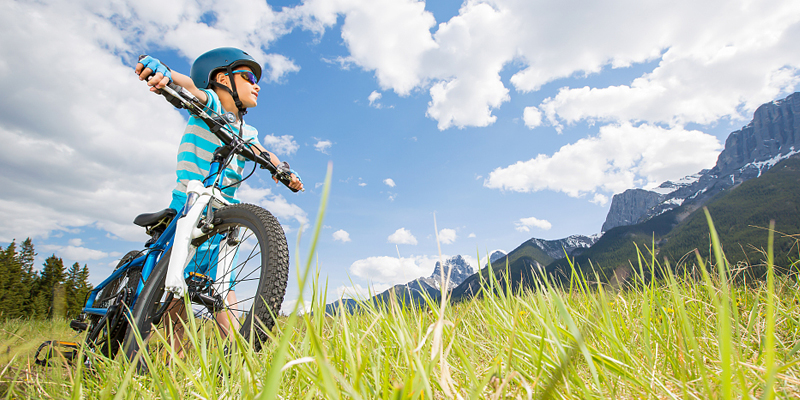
0,238,92,320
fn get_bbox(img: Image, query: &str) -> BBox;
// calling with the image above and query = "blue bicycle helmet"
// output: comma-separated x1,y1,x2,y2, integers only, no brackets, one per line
190,47,262,89
190,47,262,118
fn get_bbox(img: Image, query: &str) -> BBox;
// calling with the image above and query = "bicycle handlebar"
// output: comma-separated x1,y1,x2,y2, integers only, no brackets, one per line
160,83,301,193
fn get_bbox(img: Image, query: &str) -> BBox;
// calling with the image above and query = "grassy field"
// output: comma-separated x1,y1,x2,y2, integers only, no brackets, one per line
2,174,799,398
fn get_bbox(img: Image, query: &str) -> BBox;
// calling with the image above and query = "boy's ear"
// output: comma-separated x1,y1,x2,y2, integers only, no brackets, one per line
214,71,227,84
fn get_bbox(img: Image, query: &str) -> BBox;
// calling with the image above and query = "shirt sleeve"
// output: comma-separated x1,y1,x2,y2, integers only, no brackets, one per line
199,88,221,114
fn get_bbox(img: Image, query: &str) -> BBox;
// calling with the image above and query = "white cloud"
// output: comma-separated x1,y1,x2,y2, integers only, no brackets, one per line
591,193,610,206
523,106,543,129
236,183,309,227
383,178,396,187
293,0,438,95
468,233,476,238
292,0,800,130
0,1,184,243
388,228,417,245
314,139,333,154
485,123,722,197
349,255,439,286
335,282,392,300
281,299,313,315
41,244,110,262
437,228,456,245
332,229,351,243
261,134,299,156
368,90,383,108
515,217,552,232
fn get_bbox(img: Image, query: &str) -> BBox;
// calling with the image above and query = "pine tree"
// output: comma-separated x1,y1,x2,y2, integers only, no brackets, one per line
0,242,10,318
65,262,92,317
17,238,37,315
0,241,25,319
65,262,81,317
36,255,66,319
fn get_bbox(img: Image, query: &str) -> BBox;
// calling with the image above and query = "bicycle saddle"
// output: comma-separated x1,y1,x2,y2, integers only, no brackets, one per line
134,208,177,227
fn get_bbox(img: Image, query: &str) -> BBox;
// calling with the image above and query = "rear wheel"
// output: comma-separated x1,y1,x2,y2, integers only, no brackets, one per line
84,250,142,358
122,203,289,363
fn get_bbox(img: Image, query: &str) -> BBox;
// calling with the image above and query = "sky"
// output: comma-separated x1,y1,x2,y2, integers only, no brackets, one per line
2,0,800,312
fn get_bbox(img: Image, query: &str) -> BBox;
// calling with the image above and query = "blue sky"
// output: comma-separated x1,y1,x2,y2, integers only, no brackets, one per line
2,0,799,311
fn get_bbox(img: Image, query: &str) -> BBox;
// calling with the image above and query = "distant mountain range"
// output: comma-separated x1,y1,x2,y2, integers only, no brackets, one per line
327,92,800,311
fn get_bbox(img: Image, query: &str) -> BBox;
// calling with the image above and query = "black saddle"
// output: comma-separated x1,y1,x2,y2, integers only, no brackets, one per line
133,208,177,227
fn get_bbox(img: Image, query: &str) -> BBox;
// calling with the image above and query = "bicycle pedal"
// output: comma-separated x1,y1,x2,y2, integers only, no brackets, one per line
70,319,88,332
34,341,80,366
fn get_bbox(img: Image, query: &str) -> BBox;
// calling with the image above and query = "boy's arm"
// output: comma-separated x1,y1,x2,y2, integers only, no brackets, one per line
135,57,208,104
253,144,304,192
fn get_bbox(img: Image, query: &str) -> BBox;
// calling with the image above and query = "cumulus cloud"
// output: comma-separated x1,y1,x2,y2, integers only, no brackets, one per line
388,228,417,245
335,282,392,300
349,255,440,285
0,1,186,243
291,0,800,130
591,193,610,206
485,123,722,197
368,91,383,108
236,183,309,227
314,139,333,154
261,134,299,156
515,217,552,232
40,244,110,263
523,106,543,129
383,178,396,187
437,228,456,244
332,229,351,243
281,299,313,315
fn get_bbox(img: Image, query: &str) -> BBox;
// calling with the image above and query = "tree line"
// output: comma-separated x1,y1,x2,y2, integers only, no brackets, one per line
0,238,92,320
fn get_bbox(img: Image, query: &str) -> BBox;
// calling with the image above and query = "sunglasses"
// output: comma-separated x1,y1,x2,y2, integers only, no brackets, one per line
226,70,259,85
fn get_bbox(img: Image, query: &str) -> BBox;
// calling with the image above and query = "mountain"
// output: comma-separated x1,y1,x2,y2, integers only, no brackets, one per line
484,250,507,268
604,92,800,230
450,234,600,301
452,92,800,300
550,154,800,281
417,255,474,290
325,255,474,314
602,189,665,232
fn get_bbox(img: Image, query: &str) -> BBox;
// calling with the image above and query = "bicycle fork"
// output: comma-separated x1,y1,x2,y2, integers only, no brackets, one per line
165,180,234,298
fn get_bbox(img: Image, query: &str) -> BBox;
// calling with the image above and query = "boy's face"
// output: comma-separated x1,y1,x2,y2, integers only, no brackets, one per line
215,65,260,109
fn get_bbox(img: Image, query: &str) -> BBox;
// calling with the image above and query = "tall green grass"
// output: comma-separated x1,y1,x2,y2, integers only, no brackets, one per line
2,184,799,399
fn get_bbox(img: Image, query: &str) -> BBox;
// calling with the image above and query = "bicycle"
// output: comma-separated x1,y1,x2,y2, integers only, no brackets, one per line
53,82,300,367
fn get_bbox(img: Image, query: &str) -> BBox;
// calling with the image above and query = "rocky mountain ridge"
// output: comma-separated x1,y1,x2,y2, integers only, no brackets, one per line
604,92,800,230
416,255,475,291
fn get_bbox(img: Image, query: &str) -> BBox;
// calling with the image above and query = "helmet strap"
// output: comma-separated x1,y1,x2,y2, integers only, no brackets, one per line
210,65,248,119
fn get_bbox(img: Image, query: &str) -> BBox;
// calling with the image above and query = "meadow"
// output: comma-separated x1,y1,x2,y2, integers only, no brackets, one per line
1,177,799,399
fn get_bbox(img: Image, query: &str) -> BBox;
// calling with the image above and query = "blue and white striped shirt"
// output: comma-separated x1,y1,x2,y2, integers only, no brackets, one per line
169,89,260,210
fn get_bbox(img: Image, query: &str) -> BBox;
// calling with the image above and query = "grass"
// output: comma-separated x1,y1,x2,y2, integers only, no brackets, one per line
2,169,799,398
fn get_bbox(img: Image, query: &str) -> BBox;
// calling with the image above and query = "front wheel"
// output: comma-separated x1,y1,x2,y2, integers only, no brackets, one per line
122,203,289,362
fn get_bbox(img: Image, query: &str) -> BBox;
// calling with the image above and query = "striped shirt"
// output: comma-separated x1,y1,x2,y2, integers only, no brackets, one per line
170,89,260,210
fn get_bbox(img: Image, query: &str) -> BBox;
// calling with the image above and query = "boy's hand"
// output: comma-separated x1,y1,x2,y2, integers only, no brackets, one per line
276,174,304,192
135,55,172,92
272,161,304,192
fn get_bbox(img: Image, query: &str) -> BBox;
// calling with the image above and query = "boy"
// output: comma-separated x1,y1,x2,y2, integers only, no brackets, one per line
135,48,302,352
